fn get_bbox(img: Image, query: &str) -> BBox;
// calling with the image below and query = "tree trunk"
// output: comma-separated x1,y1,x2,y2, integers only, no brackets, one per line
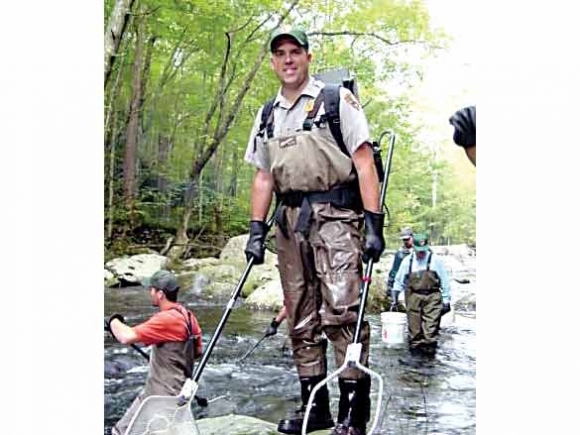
139,35,157,131
106,117,121,242
122,11,145,222
104,31,129,143
228,144,239,197
104,0,136,87
104,43,129,243
157,134,172,221
167,173,200,259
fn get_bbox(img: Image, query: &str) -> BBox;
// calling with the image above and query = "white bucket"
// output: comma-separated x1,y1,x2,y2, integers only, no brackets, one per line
380,312,408,346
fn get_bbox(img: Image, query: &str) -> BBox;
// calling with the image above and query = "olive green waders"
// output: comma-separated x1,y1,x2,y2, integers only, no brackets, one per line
404,264,443,351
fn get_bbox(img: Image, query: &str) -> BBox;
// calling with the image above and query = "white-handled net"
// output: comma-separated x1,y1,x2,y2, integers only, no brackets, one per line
124,395,200,435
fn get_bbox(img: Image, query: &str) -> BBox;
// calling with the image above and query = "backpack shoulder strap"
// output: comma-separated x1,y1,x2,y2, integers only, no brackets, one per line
253,98,276,152
321,84,349,157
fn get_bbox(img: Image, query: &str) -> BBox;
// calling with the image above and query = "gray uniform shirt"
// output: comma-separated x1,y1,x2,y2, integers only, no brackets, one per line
244,76,372,170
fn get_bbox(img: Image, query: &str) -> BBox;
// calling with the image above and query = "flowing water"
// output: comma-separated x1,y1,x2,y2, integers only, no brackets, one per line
104,281,475,435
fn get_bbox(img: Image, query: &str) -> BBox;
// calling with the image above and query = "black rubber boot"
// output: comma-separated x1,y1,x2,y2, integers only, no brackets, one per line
331,377,371,435
421,341,438,358
277,375,334,434
398,345,425,367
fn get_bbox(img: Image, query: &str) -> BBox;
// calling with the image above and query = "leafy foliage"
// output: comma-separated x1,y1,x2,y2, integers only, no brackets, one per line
104,0,474,257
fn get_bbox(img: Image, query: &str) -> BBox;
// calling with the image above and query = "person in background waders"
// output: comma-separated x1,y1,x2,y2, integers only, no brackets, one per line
243,26,384,435
386,227,414,310
106,270,203,435
392,234,451,366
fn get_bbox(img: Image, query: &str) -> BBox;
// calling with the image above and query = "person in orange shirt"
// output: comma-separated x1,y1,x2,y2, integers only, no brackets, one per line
106,270,203,435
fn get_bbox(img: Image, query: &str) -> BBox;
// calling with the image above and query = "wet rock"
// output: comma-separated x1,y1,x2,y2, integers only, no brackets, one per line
454,293,476,312
182,257,221,271
244,280,284,311
105,268,119,287
190,274,211,296
104,356,135,378
105,254,169,285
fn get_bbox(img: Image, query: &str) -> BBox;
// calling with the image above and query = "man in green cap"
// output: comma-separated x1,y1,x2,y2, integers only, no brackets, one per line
392,234,451,363
243,25,384,435
105,270,203,435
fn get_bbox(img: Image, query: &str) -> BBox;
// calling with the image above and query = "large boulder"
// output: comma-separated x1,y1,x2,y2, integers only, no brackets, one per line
104,268,119,287
244,279,284,311
179,258,278,301
182,257,221,271
105,253,169,285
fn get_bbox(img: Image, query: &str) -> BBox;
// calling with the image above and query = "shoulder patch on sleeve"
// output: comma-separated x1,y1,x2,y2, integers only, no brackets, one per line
343,90,361,111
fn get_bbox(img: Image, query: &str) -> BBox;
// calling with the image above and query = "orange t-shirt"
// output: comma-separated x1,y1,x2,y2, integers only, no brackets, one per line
134,305,202,353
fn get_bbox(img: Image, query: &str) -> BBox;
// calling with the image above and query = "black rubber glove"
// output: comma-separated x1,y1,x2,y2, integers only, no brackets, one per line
449,106,476,147
106,314,125,340
264,318,280,337
108,313,125,327
441,303,451,316
245,220,268,265
362,210,385,263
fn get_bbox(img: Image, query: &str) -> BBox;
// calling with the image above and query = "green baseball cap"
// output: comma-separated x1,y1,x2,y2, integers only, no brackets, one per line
269,27,309,52
413,233,430,252
142,270,180,293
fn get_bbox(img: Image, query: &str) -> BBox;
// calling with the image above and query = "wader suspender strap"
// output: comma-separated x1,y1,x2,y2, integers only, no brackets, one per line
408,251,440,293
255,85,348,157
170,306,194,339
408,251,433,275
259,85,360,238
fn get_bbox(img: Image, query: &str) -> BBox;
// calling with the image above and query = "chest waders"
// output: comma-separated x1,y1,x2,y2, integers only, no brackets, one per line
301,131,396,435
123,211,279,435
404,252,443,352
257,84,385,240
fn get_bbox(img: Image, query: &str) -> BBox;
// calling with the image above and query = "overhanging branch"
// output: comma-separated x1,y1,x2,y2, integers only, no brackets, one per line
309,30,437,48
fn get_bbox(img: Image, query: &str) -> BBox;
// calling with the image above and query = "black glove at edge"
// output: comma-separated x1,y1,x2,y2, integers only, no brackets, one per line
449,106,476,148
245,220,268,265
362,210,385,263
106,313,125,339
441,303,451,316
264,318,280,337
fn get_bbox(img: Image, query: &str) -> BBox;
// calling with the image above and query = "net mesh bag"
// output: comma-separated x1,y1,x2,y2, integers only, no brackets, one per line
124,395,200,435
